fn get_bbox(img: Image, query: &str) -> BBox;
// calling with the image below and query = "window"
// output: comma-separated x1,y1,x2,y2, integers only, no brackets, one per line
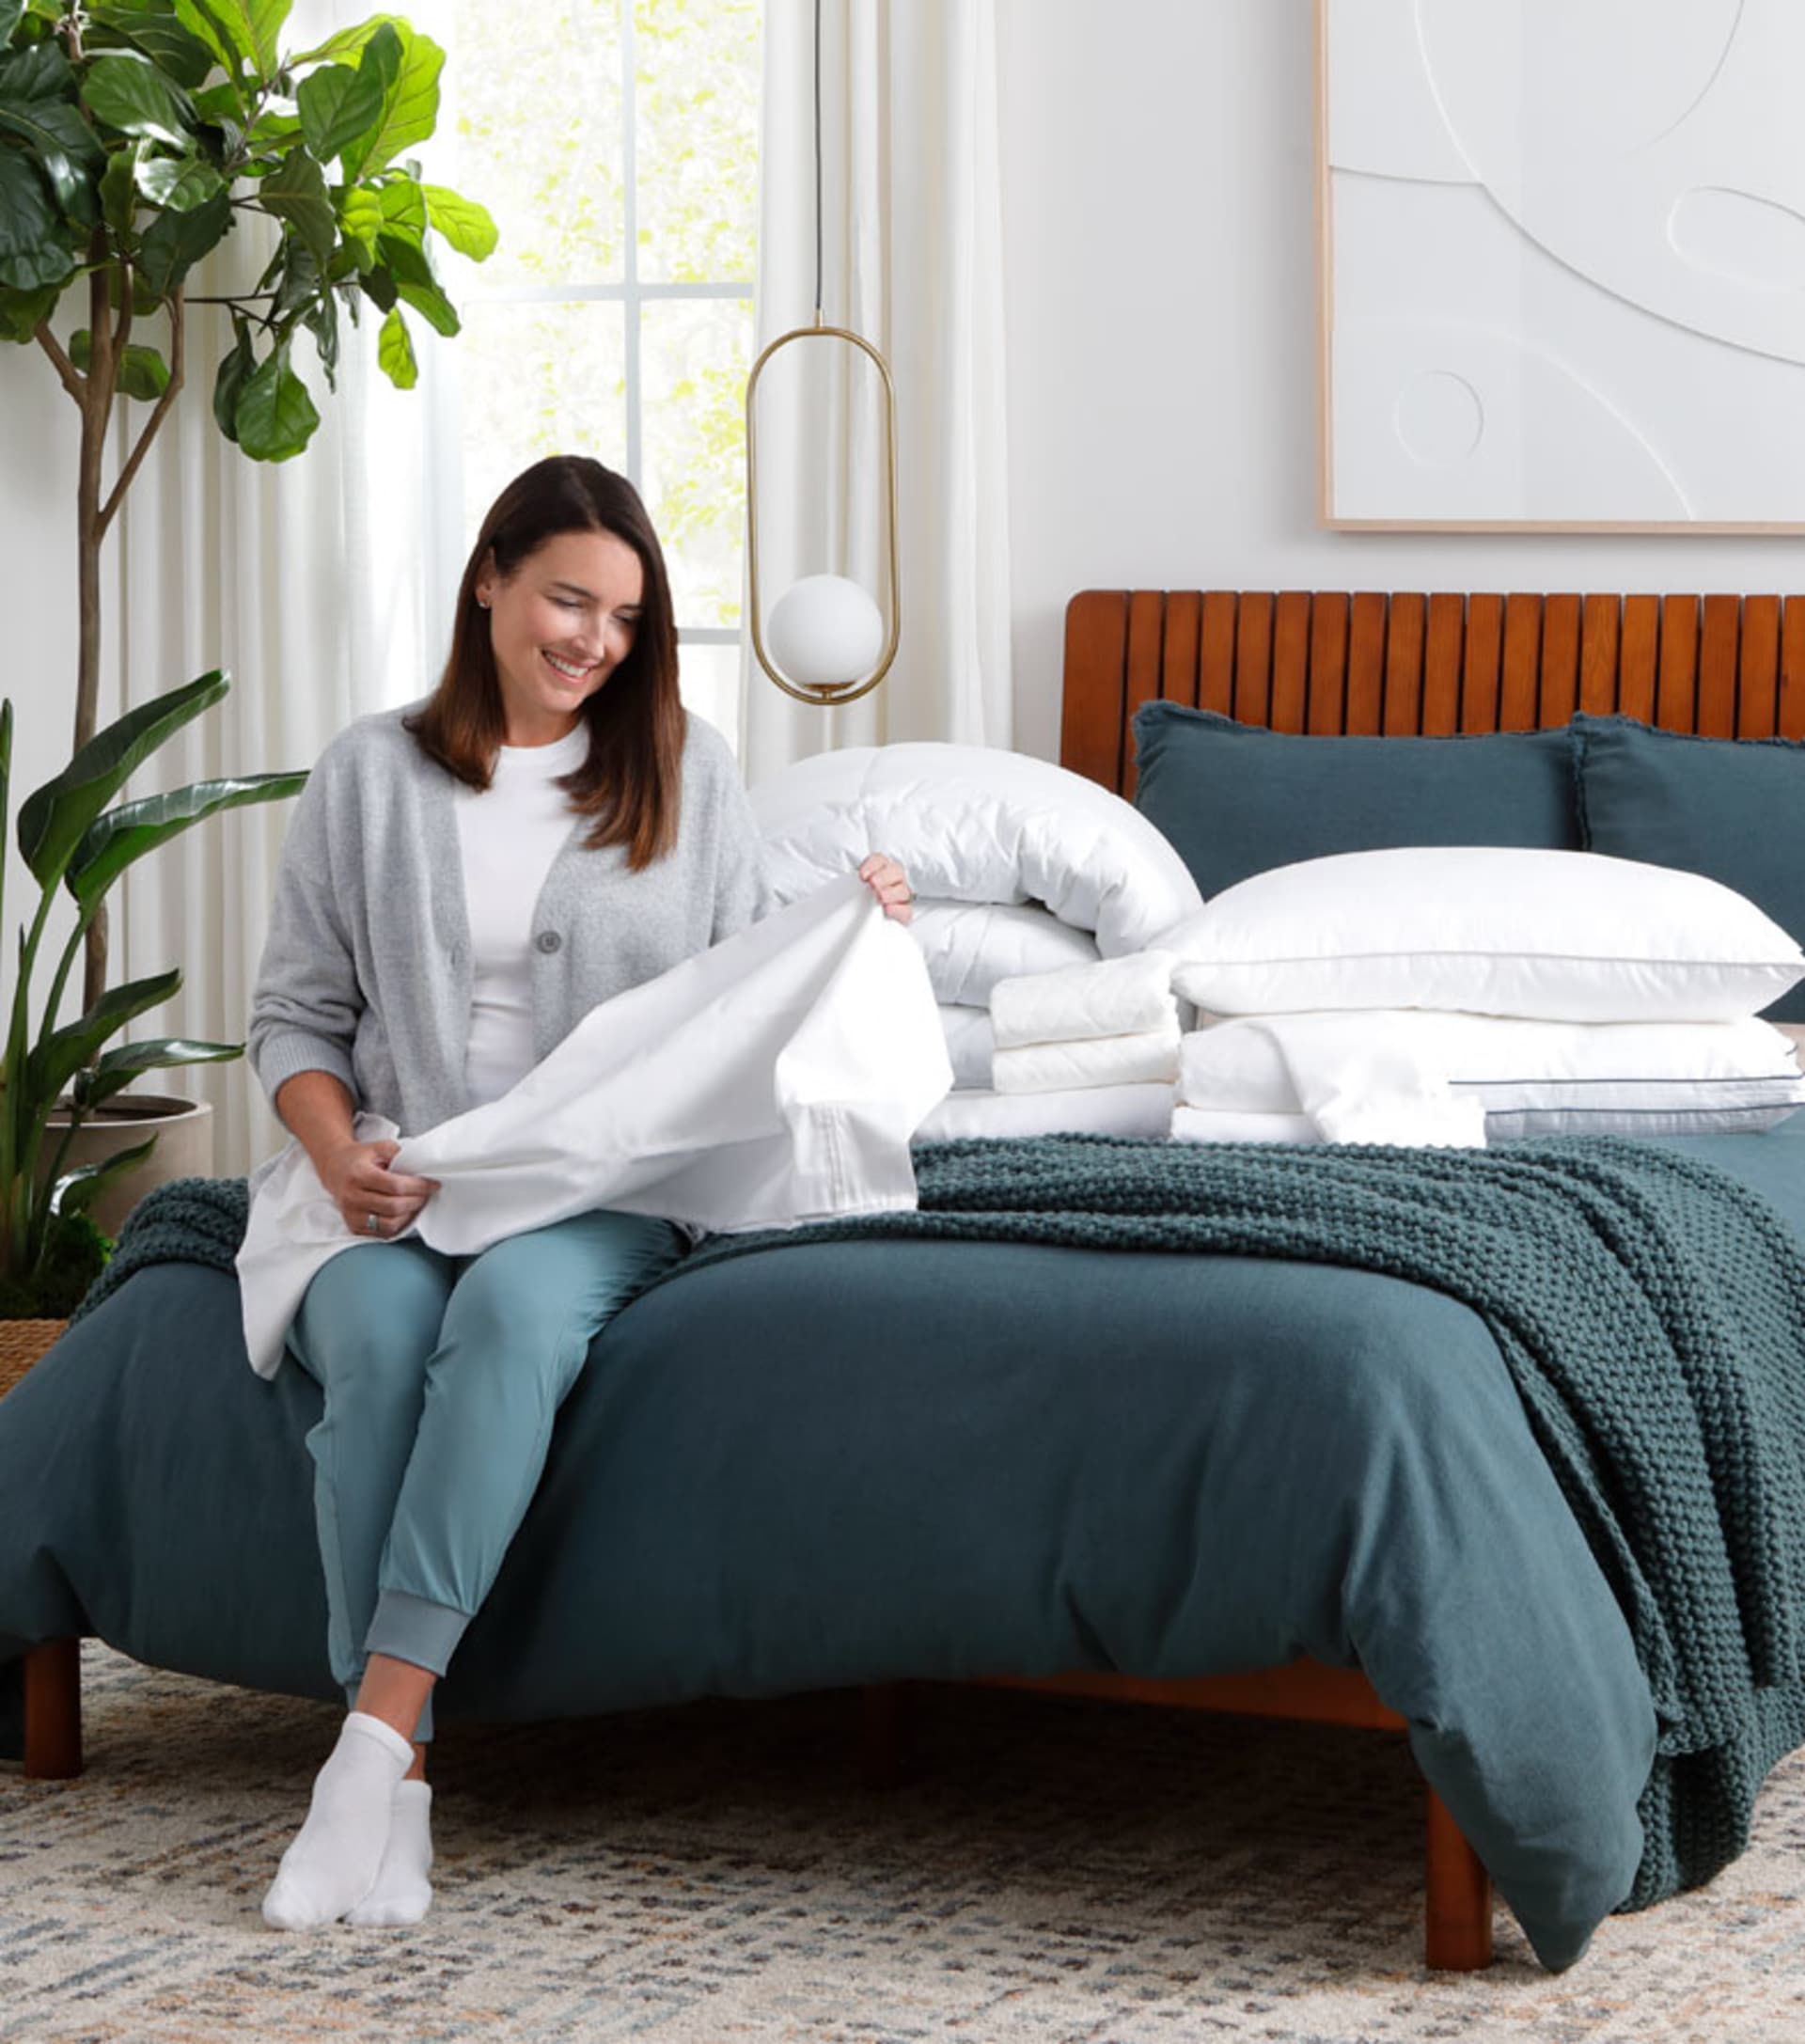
447,0,761,737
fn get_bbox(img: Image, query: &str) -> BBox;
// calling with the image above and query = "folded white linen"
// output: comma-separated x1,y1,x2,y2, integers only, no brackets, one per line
939,1003,996,1091
1171,1107,1319,1144
1173,1011,1486,1146
1179,1011,1805,1138
992,1019,1183,1094
990,950,1177,1051
236,879,951,1379
911,900,1099,1007
919,1083,1177,1141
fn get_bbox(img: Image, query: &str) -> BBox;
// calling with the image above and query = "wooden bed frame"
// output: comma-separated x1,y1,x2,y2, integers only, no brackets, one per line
18,587,1805,1964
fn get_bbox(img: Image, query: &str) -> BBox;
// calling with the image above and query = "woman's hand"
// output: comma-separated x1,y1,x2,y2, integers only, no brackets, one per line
320,1137,441,1241
858,851,914,925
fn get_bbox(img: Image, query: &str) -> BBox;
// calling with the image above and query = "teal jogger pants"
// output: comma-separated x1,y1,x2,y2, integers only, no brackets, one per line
286,1207,686,1743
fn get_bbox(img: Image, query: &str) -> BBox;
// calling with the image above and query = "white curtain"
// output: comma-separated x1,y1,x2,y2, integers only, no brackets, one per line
742,0,1012,781
110,130,435,1179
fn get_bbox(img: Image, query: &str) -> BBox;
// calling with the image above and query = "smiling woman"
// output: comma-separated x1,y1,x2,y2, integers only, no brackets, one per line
240,448,911,1934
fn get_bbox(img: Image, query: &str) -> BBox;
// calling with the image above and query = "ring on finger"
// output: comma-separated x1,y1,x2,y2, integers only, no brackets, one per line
365,1211,382,1235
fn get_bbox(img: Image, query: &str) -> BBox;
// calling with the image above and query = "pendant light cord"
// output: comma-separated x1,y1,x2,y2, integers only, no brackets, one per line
812,0,824,322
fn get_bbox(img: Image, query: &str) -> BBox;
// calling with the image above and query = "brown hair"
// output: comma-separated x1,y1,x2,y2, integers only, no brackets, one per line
405,455,684,868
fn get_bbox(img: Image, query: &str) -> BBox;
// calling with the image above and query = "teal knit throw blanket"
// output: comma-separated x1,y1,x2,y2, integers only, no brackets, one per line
72,1136,1805,1909
66,1175,247,1329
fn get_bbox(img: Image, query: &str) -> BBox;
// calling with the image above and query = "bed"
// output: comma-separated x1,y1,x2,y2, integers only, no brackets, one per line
5,586,1805,1974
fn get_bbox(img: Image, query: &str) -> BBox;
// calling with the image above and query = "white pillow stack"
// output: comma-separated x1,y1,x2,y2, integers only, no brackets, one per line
1161,847,1805,1146
752,743,1201,1112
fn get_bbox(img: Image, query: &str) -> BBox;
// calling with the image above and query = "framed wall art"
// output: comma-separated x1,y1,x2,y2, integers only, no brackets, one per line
1317,0,1805,532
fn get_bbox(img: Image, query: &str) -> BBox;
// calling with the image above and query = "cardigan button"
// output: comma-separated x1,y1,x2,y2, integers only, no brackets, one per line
534,929,562,955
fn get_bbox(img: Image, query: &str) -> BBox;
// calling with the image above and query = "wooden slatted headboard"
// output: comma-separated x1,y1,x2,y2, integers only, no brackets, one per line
1061,590,1805,796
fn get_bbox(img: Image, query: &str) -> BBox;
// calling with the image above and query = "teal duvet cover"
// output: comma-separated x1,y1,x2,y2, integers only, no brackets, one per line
5,1122,1805,1971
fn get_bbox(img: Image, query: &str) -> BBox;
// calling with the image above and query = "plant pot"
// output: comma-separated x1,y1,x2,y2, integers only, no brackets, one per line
37,1093,216,1241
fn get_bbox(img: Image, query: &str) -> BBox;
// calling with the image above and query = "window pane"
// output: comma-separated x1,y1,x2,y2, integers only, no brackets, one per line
457,301,628,553
641,296,754,628
677,640,743,745
634,0,760,283
453,0,625,287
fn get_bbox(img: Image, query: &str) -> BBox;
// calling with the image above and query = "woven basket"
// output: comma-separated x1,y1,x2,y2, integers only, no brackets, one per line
0,1318,66,1399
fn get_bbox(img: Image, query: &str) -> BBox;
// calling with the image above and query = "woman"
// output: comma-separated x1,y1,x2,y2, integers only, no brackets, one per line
248,454,911,1932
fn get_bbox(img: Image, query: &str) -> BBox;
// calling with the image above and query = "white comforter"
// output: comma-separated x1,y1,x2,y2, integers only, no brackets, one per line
237,880,950,1379
752,743,1201,958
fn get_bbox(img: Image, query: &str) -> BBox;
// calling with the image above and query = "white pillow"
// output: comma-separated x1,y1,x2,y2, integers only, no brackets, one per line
1178,1012,1805,1138
752,743,1201,958
1163,847,1805,1022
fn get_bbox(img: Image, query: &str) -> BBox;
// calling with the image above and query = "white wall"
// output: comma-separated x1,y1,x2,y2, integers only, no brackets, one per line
995,0,1805,763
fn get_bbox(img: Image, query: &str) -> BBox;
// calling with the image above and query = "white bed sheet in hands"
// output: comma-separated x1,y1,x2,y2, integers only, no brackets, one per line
236,879,951,1379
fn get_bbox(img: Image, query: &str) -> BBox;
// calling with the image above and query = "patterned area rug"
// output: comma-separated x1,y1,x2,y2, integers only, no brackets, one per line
2,1645,1804,2042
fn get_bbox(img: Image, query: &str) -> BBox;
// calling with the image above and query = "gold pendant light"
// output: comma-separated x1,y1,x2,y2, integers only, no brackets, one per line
745,0,901,707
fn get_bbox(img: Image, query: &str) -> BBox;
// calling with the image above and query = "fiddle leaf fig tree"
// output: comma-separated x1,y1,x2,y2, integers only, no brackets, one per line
1,0,496,1011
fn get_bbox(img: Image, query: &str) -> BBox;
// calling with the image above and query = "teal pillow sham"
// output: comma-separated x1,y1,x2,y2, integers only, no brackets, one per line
1573,713,1805,1023
1130,702,1579,900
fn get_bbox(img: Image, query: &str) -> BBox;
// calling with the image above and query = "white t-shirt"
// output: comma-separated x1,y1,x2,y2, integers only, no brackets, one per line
453,724,590,1107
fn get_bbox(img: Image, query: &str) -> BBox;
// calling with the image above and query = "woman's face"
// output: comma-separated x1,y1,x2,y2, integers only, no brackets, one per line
476,527,646,746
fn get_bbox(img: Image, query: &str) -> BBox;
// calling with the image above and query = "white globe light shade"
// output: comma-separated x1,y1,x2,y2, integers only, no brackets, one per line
766,574,886,690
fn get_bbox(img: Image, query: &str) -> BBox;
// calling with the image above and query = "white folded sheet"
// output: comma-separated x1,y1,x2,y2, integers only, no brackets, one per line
990,950,1177,1050
992,1018,1183,1094
236,879,951,1379
919,1083,1177,1142
1174,1011,1485,1146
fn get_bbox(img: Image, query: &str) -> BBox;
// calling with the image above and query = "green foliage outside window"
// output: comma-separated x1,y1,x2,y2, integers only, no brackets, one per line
453,0,759,633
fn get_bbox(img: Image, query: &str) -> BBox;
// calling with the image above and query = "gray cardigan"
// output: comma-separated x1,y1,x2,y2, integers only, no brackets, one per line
247,703,774,1154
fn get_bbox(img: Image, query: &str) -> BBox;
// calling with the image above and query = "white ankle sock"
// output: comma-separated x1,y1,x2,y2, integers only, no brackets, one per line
261,1710,415,1931
345,1778,434,1927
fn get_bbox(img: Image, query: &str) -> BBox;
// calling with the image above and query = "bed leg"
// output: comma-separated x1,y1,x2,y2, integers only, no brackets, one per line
1424,1787,1492,1970
23,1639,83,1780
860,1682,915,1788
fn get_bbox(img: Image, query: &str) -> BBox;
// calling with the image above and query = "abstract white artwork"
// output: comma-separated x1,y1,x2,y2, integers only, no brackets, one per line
1319,0,1805,529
